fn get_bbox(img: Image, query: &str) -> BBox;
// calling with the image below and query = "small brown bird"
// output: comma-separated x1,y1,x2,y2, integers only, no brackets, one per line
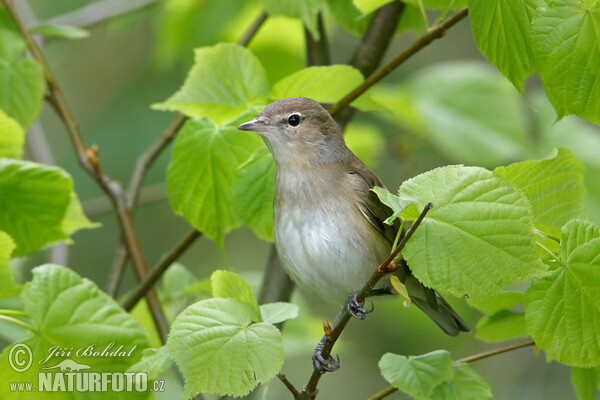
238,97,468,339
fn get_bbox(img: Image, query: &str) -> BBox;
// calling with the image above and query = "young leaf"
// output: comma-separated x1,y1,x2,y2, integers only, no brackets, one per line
127,345,174,380
431,363,492,400
259,302,299,324
0,108,24,158
168,298,283,397
61,190,100,237
30,24,90,39
379,350,454,399
0,29,45,128
571,367,600,400
153,43,269,123
467,290,524,314
532,0,600,124
468,0,537,93
0,231,20,300
371,186,420,224
525,219,600,367
475,310,527,343
399,165,546,299
260,0,326,39
212,270,260,318
166,112,263,246
495,148,586,239
232,145,276,242
0,159,72,257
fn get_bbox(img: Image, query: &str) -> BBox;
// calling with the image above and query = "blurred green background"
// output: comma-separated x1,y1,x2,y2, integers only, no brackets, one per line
7,0,600,398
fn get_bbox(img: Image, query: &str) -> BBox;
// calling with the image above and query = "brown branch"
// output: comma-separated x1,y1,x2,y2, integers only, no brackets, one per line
305,13,330,66
278,374,300,398
369,339,536,400
238,11,268,47
2,0,170,343
123,228,202,311
329,7,469,117
301,203,433,399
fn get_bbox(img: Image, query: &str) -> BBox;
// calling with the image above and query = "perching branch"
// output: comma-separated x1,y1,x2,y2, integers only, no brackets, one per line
329,7,469,117
300,203,434,399
368,339,536,400
2,0,170,343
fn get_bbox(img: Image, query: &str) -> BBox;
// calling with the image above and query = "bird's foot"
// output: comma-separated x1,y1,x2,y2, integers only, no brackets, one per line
312,337,340,374
346,291,374,320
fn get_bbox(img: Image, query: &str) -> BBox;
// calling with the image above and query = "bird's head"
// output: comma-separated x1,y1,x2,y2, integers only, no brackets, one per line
237,97,346,167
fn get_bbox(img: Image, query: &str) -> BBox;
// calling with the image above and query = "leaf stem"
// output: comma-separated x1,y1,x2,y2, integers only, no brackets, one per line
0,315,35,333
0,310,28,317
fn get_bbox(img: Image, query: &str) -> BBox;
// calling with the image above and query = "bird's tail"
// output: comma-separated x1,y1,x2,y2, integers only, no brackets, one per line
398,263,470,336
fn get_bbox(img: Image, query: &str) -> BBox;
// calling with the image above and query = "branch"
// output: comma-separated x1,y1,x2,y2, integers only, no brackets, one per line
305,13,330,66
238,11,268,47
2,0,170,343
329,7,469,117
122,229,202,311
369,339,536,400
301,203,433,398
278,374,300,398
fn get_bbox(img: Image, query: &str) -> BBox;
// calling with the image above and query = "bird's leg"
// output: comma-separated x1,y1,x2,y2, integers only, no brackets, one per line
312,337,340,374
346,291,374,320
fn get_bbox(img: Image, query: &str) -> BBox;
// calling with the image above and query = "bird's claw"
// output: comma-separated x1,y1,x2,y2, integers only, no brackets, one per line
347,291,374,320
312,338,340,374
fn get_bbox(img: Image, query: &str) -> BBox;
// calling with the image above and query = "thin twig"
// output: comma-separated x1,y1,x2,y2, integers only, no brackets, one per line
2,0,170,343
301,203,433,399
278,374,300,397
123,229,202,311
305,13,330,66
329,7,469,117
369,339,536,400
238,11,268,47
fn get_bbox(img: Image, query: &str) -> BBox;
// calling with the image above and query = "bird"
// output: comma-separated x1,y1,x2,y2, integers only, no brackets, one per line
237,97,469,345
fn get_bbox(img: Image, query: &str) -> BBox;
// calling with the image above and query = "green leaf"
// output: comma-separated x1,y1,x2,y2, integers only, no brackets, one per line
571,367,600,400
403,0,467,8
0,231,20,300
232,145,275,242
431,363,492,400
379,350,454,400
532,0,600,124
399,165,546,299
168,298,284,397
259,302,299,324
0,108,24,158
30,24,90,39
270,65,376,110
326,0,371,37
153,43,269,123
495,148,586,238
166,112,263,246
260,0,326,39
127,345,174,380
353,0,393,14
211,270,260,318
371,186,420,224
525,219,600,367
475,310,527,342
0,159,72,257
467,290,524,314
61,190,100,237
398,62,530,167
468,0,537,93
0,28,45,128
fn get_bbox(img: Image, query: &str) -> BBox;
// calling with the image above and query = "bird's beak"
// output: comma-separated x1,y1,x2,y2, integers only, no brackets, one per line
237,118,268,133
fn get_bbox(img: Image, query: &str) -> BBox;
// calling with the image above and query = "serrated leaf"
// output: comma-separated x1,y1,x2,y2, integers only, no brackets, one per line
525,219,600,367
127,345,173,380
232,145,275,242
259,302,299,324
532,0,600,124
379,350,454,399
399,165,546,299
30,24,90,39
467,290,524,314
153,43,269,123
168,298,284,397
0,231,20,300
400,62,530,167
0,159,72,257
0,108,24,158
495,148,586,239
0,28,45,128
270,65,376,110
260,0,326,39
61,190,100,237
475,310,527,343
469,0,537,93
571,367,600,400
166,112,263,246
431,363,492,400
211,270,259,318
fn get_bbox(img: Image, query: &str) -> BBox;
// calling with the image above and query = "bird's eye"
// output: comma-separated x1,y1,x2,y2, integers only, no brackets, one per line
287,113,301,127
